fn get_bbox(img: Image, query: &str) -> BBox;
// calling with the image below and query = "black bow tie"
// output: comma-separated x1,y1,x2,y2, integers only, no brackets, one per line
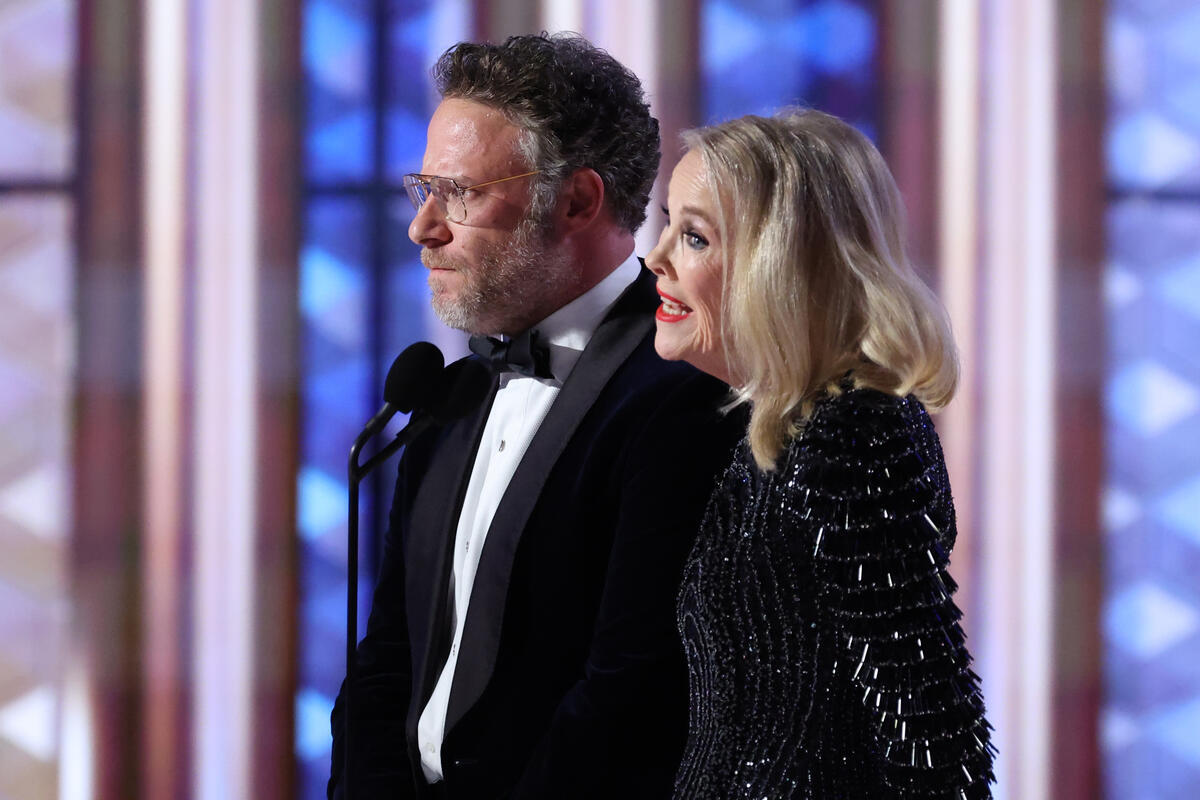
468,328,555,380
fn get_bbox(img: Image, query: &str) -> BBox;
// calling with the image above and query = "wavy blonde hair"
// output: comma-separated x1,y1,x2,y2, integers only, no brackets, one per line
682,110,959,471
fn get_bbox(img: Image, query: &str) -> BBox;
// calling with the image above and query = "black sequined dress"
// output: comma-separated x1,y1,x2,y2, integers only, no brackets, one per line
674,387,995,799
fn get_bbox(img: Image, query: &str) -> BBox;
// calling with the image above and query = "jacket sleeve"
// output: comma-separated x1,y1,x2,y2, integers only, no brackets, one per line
509,372,744,799
328,449,421,800
805,395,996,798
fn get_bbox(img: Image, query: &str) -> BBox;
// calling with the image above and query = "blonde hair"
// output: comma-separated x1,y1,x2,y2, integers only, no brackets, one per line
682,110,959,471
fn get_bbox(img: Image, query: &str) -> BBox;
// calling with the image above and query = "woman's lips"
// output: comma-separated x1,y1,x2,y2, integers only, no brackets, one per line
656,288,693,323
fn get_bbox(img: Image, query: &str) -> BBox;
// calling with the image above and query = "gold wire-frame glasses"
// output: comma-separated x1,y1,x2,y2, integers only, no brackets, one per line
402,170,540,223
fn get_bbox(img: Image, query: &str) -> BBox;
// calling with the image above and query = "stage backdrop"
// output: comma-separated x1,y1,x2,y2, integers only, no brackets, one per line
8,1,1200,799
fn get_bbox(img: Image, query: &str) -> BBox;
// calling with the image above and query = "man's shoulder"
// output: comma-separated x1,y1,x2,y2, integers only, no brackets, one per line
590,328,730,409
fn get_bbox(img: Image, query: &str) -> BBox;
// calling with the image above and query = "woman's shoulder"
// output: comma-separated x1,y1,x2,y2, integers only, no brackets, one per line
778,386,934,471
774,385,954,535
810,383,930,439
716,386,950,518
785,386,956,559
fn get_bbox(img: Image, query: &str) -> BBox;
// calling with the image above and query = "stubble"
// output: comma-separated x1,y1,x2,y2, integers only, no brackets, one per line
424,216,577,335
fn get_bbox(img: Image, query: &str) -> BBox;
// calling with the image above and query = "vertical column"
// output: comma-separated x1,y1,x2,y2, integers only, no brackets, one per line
192,0,260,797
140,0,191,795
933,0,981,620
972,1,1059,797
880,0,980,618
1049,0,1103,793
252,2,302,798
70,0,144,797
585,0,680,255
473,0,538,40
891,1,1096,796
541,0,584,34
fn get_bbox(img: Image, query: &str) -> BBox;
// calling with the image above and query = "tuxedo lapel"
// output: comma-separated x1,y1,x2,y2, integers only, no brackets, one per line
445,268,657,733
405,378,498,729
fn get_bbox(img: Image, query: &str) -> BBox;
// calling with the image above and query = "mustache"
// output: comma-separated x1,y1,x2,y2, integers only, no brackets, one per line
422,249,462,271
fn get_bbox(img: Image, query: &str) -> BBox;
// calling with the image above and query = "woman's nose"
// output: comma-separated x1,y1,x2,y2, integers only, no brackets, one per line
645,226,672,277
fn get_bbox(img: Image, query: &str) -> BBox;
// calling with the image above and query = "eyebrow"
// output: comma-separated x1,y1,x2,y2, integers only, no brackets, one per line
679,204,717,227
661,203,714,220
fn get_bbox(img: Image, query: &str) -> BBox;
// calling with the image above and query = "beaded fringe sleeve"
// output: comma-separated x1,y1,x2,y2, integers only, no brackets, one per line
674,388,995,799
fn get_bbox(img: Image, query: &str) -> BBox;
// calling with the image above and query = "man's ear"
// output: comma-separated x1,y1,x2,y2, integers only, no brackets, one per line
557,167,605,233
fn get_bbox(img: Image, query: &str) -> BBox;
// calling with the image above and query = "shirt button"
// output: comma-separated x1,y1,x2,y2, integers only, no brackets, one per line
425,743,435,754
498,439,506,451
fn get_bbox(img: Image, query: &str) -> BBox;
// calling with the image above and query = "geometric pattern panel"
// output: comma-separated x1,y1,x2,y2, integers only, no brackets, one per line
297,195,373,800
0,196,73,800
0,0,74,179
304,0,373,182
385,0,438,180
1103,202,1200,797
701,0,879,141
299,2,447,795
1108,0,1200,193
1105,0,1200,777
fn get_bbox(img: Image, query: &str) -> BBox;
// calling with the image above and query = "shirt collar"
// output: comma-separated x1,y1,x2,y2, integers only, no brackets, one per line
503,250,641,385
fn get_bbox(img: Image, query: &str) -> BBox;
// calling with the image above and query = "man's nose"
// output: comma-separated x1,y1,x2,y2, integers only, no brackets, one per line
409,196,451,247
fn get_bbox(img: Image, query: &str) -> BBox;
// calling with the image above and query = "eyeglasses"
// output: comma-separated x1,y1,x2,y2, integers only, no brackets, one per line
402,170,540,223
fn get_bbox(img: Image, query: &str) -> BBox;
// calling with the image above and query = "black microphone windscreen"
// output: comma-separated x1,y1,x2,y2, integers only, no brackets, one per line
384,341,445,413
430,359,493,424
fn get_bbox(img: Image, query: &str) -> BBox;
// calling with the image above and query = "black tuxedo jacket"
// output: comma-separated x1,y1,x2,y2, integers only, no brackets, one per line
330,269,744,799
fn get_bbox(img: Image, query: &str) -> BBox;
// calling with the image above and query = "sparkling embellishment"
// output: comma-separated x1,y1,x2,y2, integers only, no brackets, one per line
673,387,995,798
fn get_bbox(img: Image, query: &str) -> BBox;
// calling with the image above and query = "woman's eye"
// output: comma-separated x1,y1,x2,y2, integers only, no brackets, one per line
683,229,708,250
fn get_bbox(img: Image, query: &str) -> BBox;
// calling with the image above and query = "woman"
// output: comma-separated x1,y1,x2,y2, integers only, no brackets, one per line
646,110,995,798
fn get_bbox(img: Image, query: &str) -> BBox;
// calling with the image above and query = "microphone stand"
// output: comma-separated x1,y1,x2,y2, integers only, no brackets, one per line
341,357,490,799
344,408,396,800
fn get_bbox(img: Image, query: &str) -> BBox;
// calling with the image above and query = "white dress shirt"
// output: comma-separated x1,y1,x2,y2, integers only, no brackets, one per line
416,252,642,782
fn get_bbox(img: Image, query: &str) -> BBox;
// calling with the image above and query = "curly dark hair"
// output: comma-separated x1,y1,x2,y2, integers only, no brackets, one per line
433,33,660,234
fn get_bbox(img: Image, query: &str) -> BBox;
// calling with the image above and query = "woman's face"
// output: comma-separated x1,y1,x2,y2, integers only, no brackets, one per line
645,150,733,384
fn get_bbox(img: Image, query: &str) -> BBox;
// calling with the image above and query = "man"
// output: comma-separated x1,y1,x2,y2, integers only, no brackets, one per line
329,34,743,799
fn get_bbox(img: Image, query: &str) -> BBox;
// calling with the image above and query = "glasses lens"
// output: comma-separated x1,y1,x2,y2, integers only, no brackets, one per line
403,175,429,212
430,177,467,223
404,175,467,222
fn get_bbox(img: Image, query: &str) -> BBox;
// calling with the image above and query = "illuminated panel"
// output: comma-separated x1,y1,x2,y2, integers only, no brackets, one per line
1104,0,1200,796
305,0,374,182
701,0,878,138
0,197,73,799
0,2,75,798
296,196,373,797
0,0,74,178
300,0,460,793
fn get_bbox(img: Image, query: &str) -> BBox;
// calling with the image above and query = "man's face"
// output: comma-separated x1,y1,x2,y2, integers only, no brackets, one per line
409,98,575,336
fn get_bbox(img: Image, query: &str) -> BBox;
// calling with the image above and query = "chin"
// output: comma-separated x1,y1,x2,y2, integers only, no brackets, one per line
653,335,685,363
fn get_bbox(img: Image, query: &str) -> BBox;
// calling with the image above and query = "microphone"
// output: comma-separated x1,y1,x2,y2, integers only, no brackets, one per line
354,358,493,477
352,341,445,455
343,348,491,800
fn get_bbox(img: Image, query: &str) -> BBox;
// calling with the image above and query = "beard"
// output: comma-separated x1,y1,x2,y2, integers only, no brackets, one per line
424,215,577,335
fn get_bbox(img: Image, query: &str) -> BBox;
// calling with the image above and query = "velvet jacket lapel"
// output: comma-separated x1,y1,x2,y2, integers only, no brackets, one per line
443,269,656,734
405,381,497,731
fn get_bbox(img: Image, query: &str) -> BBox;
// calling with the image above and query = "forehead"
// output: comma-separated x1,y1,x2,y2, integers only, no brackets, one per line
424,98,526,178
668,150,714,207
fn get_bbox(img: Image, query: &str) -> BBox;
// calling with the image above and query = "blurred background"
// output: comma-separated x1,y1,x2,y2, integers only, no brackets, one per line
0,0,1197,797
